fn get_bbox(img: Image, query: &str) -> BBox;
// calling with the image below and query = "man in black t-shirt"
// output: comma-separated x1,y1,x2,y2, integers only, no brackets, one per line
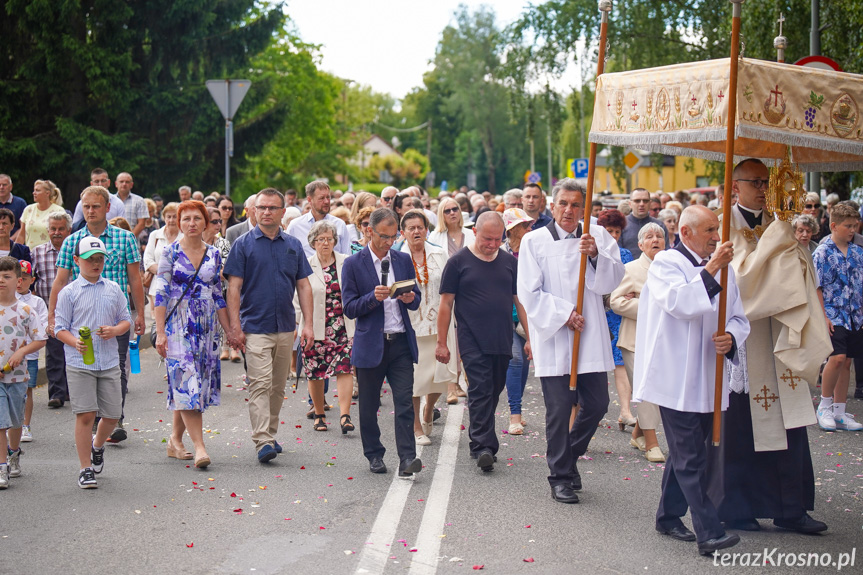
436,212,532,473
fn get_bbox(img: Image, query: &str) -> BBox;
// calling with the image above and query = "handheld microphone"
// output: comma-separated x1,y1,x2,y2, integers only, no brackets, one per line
380,260,390,286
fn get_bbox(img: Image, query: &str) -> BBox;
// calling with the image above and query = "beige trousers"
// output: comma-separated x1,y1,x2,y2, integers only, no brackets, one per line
245,332,295,450
621,348,661,430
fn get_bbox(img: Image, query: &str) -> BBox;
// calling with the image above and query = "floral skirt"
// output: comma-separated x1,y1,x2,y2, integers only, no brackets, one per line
302,312,353,380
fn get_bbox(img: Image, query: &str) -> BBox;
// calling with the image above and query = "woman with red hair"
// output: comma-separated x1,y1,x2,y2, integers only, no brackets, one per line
154,200,232,469
597,209,636,430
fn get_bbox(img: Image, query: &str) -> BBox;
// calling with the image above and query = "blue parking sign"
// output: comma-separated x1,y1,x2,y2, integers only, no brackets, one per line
572,158,589,179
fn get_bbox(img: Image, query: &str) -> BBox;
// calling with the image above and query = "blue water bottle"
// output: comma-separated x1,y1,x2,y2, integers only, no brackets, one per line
129,336,141,374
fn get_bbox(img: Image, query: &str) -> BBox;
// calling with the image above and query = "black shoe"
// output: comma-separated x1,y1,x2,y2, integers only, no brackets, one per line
369,457,387,474
550,484,579,504
432,408,441,422
477,450,494,472
854,388,863,400
91,445,105,474
571,461,582,491
106,420,126,443
656,525,697,542
724,518,760,531
78,467,97,489
48,398,63,408
697,533,740,556
773,513,828,534
398,458,422,477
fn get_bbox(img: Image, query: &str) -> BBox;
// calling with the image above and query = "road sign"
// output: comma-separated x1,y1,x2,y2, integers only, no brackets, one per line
467,172,477,189
425,171,436,189
527,171,542,184
206,79,252,120
206,79,252,199
569,158,589,179
623,151,643,174
794,55,842,72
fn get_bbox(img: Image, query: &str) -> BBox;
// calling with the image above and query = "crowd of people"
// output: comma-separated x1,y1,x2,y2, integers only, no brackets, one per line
0,167,861,556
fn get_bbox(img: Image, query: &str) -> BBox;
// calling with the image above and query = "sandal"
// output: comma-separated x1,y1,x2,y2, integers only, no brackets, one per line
167,439,193,460
313,414,327,431
340,414,355,434
194,452,211,468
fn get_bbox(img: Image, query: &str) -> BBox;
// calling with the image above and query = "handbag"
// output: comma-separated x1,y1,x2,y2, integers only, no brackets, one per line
150,248,204,347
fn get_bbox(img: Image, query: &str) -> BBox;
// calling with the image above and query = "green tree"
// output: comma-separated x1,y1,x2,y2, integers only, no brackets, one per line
0,0,285,202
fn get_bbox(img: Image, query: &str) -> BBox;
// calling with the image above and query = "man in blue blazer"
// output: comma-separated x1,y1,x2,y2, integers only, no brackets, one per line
342,208,423,477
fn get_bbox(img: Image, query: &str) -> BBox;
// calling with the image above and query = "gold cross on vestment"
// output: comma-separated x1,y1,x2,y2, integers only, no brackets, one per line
753,385,779,411
780,368,801,390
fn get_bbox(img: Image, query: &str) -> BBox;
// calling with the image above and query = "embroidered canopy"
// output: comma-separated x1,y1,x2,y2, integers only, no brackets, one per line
589,57,863,172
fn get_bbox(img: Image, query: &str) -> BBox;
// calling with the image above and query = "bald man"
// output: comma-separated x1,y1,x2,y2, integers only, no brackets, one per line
437,212,530,473
114,172,149,236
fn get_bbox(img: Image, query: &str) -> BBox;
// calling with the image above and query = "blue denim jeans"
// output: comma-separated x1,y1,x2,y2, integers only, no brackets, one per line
505,331,530,415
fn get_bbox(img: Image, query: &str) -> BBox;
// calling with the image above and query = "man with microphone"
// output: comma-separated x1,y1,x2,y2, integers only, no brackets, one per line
342,208,423,477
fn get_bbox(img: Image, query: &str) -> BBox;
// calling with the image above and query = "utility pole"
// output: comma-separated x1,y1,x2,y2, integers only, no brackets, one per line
427,118,432,167
547,116,553,186
809,0,821,195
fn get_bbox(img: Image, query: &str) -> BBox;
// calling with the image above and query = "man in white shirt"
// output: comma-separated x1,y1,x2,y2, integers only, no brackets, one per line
286,181,350,257
518,178,625,503
633,205,749,556
114,173,149,236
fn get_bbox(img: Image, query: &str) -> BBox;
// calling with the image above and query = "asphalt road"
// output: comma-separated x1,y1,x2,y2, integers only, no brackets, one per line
3,346,862,575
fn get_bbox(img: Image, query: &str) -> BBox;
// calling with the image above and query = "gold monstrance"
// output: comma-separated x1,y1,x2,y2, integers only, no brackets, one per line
766,147,805,222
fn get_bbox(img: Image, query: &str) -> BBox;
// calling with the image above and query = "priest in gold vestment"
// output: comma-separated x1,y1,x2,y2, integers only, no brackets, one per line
707,159,829,534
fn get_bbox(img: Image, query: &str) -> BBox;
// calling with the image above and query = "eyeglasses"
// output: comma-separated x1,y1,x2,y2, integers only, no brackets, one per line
256,205,283,212
360,221,370,228
210,219,222,225
443,207,460,215
736,178,769,188
381,196,395,202
373,230,399,241
630,199,650,204
804,204,818,209
315,237,335,244
219,206,233,211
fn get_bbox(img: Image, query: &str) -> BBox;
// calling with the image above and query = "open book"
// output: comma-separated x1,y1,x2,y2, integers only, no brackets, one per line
389,279,417,298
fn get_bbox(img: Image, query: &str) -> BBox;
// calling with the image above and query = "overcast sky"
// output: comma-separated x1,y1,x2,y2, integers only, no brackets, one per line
287,0,541,99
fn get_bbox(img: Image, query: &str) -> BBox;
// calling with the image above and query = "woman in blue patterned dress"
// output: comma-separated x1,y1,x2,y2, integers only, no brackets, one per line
598,209,636,429
154,200,231,469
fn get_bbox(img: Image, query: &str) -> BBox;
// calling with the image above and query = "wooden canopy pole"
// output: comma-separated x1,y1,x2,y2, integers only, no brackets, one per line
569,0,613,390
713,0,745,445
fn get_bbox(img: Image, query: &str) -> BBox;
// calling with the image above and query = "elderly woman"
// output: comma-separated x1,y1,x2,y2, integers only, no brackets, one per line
281,206,302,231
610,222,666,462
428,196,474,401
597,209,635,428
19,180,66,248
801,192,825,241
400,210,457,445
302,220,355,433
665,200,684,218
502,208,535,434
658,208,680,248
792,213,820,254
144,203,182,310
154,200,231,468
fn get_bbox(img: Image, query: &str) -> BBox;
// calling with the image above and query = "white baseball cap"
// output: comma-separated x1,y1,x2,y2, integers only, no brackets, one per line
75,237,107,259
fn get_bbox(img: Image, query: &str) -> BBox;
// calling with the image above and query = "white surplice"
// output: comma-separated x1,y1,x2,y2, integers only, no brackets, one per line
632,248,750,413
517,221,625,377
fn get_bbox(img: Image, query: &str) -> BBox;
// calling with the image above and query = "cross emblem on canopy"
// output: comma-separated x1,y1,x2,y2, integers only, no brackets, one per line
632,99,638,111
753,385,779,412
771,85,783,106
779,368,801,390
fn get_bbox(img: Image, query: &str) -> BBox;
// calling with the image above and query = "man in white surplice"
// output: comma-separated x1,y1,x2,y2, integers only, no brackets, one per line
518,178,624,504
633,205,749,555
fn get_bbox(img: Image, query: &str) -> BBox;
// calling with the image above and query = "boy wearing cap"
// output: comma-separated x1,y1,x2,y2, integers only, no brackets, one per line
16,260,48,442
0,256,46,489
54,237,131,489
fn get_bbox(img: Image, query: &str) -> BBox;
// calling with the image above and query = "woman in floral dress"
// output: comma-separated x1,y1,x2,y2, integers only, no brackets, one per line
154,200,231,468
303,220,355,432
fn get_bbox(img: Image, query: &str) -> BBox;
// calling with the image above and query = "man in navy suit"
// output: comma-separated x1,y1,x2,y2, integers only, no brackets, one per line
342,208,424,477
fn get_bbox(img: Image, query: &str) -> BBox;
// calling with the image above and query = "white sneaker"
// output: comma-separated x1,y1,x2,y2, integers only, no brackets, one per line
834,413,863,431
816,407,836,431
7,449,21,478
20,425,32,442
0,464,8,489
415,434,431,446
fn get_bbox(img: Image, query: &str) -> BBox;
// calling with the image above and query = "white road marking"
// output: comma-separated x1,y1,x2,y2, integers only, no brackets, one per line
354,445,424,574
408,403,465,575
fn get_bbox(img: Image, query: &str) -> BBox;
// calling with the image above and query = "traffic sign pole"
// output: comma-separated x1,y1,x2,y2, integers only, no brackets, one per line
206,79,251,199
